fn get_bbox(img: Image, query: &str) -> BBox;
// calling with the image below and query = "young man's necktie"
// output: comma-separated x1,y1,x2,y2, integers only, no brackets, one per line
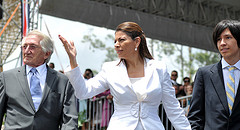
226,66,236,114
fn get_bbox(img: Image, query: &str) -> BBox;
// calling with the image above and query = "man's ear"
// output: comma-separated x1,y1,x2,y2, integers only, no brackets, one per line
44,51,51,60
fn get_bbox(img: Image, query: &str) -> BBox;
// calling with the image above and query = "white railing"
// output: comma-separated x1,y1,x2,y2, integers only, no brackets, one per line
0,95,192,130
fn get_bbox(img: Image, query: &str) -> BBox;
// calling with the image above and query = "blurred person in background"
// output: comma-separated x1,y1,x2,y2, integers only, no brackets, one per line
186,84,193,96
172,82,180,97
49,62,55,69
79,68,94,130
171,70,182,87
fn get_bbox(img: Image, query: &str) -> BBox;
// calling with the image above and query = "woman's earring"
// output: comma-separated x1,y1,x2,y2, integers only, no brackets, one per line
135,47,137,51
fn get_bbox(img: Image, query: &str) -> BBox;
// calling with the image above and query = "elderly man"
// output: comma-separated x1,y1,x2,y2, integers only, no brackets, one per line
0,30,78,130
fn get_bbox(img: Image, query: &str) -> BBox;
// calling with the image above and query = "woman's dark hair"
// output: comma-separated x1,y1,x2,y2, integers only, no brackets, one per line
213,19,240,50
115,22,153,62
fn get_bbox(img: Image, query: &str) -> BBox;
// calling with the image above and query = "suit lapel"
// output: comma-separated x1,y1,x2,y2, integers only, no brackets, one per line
118,61,132,88
38,67,56,109
142,59,154,90
232,81,240,113
117,59,154,100
210,62,229,114
117,59,154,89
16,66,35,111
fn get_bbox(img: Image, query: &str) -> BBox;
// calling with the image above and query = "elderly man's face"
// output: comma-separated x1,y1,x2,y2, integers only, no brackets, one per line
22,34,50,67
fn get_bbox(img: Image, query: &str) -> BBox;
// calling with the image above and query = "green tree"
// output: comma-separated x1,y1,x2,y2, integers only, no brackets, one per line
193,50,220,68
82,34,106,52
156,40,186,79
104,35,118,62
155,40,219,81
82,32,220,82
82,33,118,62
148,39,158,58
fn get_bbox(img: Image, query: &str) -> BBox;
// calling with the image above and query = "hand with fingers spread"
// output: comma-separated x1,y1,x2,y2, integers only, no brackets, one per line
58,35,78,69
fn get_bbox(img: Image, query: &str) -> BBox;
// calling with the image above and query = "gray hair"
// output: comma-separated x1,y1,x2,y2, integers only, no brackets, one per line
25,30,54,63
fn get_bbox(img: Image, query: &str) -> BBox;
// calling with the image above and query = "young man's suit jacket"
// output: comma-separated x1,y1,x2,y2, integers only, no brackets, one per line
188,61,240,130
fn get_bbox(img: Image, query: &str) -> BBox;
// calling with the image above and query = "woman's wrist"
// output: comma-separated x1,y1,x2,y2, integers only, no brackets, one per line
70,57,78,69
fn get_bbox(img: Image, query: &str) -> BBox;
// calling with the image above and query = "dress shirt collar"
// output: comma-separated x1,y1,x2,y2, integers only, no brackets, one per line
26,63,47,76
221,58,240,70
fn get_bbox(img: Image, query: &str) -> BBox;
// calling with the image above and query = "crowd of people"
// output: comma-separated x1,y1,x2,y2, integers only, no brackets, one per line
171,71,193,97
48,62,113,129
1,19,240,130
170,70,193,116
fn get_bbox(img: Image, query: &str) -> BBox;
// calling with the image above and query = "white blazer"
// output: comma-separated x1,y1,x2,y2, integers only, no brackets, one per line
65,59,191,130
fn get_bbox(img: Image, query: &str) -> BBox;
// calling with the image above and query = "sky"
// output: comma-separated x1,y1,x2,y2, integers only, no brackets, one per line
3,14,194,84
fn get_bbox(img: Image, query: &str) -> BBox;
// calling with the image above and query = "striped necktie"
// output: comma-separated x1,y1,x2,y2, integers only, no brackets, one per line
226,66,236,114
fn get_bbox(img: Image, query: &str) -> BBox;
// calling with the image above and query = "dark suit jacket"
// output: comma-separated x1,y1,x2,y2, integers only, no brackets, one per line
0,65,78,130
188,61,240,130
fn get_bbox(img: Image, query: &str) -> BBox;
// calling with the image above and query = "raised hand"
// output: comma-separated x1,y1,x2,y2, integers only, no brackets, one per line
58,35,78,69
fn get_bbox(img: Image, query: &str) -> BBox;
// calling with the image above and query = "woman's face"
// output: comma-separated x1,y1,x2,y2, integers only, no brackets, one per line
114,31,137,59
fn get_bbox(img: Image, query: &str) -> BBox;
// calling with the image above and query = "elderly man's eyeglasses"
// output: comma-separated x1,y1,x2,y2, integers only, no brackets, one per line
21,45,40,50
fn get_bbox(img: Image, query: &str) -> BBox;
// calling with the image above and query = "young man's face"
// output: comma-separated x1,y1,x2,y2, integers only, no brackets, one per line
217,28,240,63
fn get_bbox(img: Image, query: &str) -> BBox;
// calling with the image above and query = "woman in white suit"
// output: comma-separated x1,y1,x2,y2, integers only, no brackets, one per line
59,22,191,130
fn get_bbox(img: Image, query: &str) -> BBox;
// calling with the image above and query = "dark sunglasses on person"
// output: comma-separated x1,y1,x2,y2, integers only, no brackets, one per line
184,80,190,83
